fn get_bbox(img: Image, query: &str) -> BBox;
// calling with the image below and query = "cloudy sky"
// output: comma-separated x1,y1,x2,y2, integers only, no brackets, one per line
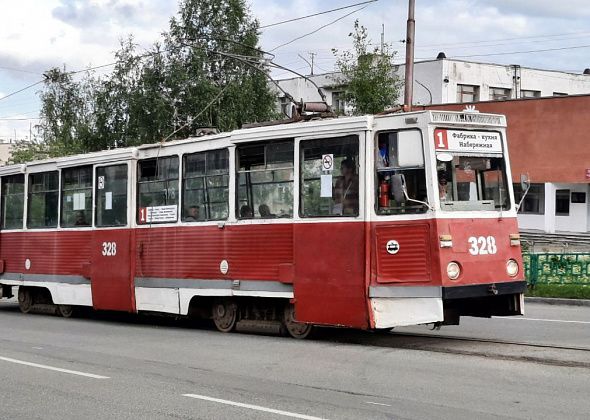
1,0,589,140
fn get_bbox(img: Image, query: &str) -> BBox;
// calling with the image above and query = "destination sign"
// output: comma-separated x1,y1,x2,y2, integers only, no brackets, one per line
434,129,502,154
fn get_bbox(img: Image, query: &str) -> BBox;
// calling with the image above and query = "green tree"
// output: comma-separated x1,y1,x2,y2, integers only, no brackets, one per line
11,68,97,163
332,20,402,115
14,0,278,163
163,0,276,133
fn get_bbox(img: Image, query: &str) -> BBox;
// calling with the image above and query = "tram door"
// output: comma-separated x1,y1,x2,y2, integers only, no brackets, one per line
90,163,135,312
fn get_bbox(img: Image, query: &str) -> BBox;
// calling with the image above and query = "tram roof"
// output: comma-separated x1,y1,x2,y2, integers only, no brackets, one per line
0,110,505,174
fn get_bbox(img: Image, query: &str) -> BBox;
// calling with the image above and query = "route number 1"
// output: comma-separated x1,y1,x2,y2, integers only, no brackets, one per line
468,236,497,255
101,241,117,256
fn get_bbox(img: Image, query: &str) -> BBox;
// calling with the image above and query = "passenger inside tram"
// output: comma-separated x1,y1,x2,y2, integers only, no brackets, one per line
240,204,254,218
74,211,89,226
333,158,359,216
258,204,276,218
184,205,200,222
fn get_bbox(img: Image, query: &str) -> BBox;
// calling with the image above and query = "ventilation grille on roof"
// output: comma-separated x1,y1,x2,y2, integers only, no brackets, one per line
430,111,505,126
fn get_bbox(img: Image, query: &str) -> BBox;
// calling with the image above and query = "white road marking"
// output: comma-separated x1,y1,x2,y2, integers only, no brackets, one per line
183,394,327,420
365,401,392,407
496,317,590,325
0,356,110,379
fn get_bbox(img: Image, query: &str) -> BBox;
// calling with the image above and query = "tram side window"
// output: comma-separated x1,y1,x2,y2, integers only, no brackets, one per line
375,130,427,215
237,141,294,219
96,165,127,227
183,149,229,221
1,175,25,229
137,157,179,224
61,166,92,227
27,171,59,228
300,135,359,217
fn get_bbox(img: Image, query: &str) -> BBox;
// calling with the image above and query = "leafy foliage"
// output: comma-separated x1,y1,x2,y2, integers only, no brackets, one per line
12,0,277,163
332,20,402,115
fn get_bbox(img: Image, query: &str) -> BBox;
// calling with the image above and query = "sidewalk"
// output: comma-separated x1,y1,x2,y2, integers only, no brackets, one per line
525,296,590,307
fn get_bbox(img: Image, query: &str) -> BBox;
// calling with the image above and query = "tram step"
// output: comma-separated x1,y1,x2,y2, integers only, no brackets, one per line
235,319,283,335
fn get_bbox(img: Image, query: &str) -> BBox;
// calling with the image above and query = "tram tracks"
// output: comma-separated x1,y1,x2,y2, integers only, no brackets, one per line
379,331,590,369
390,331,590,353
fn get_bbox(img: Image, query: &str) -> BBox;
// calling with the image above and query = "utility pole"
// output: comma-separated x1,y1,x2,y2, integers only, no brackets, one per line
298,53,316,76
381,23,385,53
403,0,415,112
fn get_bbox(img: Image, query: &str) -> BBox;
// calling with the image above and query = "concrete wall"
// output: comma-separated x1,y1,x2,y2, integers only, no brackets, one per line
553,183,589,233
517,183,590,233
0,143,13,166
441,60,590,102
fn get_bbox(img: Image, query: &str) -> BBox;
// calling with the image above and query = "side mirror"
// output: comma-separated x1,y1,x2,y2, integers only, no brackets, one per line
390,174,406,203
517,174,532,212
520,173,530,191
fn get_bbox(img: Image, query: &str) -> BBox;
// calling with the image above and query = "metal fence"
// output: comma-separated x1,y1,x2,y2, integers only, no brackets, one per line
523,253,590,285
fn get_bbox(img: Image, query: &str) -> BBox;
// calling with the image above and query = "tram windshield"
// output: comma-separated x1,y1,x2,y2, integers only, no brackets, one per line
436,154,510,211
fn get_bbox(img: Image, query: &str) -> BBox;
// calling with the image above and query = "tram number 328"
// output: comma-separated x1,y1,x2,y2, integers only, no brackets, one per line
101,241,117,256
468,236,497,255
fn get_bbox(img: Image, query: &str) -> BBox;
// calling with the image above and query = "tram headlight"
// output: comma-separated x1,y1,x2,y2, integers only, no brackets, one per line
446,261,461,280
506,259,519,277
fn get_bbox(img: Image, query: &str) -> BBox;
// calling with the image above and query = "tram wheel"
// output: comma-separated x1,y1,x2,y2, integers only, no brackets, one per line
282,303,313,339
18,287,33,314
212,299,238,333
56,304,74,318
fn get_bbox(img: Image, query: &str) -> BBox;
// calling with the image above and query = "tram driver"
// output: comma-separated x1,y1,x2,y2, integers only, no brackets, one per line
333,158,359,216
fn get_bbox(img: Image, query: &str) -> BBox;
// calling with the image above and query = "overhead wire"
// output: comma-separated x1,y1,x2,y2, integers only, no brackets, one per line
259,0,378,29
269,4,371,52
448,44,590,59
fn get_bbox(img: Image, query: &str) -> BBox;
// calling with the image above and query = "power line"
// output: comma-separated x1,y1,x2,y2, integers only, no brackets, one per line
449,44,590,59
259,0,378,29
416,30,590,49
0,80,45,102
0,117,40,121
416,34,590,54
0,66,42,76
270,4,370,52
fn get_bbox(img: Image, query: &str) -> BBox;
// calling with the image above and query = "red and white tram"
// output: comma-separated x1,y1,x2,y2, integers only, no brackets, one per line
0,109,525,338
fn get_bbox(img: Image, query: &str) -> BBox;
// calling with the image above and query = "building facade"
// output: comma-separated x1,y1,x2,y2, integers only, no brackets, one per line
275,57,590,114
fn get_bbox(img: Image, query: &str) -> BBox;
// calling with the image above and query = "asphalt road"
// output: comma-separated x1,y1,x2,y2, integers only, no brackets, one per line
0,300,588,420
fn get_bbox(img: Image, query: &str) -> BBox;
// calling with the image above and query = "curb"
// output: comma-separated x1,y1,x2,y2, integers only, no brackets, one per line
525,297,590,307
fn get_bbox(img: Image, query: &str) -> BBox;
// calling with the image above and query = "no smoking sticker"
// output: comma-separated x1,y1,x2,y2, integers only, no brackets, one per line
321,154,334,171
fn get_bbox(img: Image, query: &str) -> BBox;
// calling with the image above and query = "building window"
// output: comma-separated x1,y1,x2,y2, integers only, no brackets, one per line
489,87,511,101
96,165,128,227
1,174,24,229
237,141,294,219
137,157,179,224
183,149,229,222
571,192,586,204
555,189,570,216
457,84,479,103
514,183,545,214
553,92,568,96
521,90,541,99
27,171,59,228
61,166,92,227
300,135,359,217
332,91,347,114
